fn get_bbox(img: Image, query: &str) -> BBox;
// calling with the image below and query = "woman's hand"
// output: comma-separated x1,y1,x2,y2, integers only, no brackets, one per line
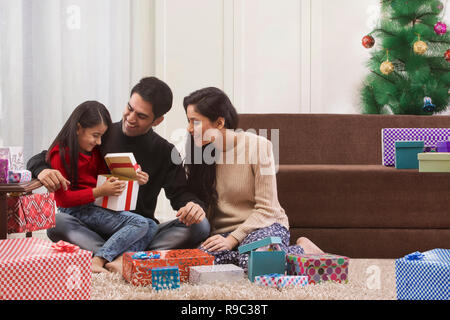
201,235,239,252
135,165,149,186
93,176,127,198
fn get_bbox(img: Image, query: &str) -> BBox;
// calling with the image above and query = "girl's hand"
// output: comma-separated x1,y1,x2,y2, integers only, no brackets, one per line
135,165,149,186
95,176,127,197
200,235,239,252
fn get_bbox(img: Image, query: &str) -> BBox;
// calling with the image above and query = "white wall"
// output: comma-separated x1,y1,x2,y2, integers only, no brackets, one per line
151,0,383,221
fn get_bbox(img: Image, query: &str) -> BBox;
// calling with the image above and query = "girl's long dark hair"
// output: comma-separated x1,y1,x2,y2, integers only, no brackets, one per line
183,87,238,218
46,101,112,189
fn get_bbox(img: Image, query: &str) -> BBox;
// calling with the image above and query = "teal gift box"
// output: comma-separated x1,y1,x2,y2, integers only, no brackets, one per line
395,249,450,300
394,141,424,169
238,237,285,282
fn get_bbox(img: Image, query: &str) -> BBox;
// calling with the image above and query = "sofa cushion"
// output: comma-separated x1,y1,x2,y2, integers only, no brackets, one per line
277,164,450,229
289,227,450,259
239,113,450,165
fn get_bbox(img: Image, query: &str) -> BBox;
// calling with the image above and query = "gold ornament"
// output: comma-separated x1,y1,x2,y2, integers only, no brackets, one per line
380,49,394,75
380,61,394,75
413,34,428,55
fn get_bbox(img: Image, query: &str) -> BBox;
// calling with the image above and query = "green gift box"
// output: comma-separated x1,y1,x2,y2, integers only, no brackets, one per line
395,141,424,169
418,152,450,172
238,237,285,282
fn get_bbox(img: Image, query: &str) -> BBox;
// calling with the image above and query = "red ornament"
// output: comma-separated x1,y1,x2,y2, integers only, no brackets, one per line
362,35,375,48
445,49,450,62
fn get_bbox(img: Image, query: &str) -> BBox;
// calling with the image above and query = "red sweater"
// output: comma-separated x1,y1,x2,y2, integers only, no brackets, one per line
49,144,108,208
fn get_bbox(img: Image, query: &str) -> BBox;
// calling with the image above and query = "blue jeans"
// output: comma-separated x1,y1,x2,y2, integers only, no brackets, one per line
59,203,158,262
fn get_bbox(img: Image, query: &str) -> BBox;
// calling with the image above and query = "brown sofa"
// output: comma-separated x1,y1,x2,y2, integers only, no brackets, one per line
238,113,450,259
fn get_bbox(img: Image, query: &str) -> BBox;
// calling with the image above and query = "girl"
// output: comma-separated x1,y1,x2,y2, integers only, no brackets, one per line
47,101,157,273
181,87,324,271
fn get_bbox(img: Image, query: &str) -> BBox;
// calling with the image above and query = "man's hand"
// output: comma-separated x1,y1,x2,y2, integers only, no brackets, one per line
176,201,206,226
200,235,239,252
37,169,70,192
135,165,149,186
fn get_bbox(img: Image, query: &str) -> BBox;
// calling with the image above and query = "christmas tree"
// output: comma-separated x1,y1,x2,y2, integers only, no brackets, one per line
360,0,450,115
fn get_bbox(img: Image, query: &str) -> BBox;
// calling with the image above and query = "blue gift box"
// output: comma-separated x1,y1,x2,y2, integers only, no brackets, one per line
394,141,424,169
151,266,180,291
238,237,285,282
395,249,450,300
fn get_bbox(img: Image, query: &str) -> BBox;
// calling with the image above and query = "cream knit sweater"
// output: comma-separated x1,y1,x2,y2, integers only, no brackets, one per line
210,131,289,243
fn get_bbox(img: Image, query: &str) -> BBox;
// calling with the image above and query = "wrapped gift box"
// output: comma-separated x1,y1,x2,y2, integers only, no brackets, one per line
189,264,244,284
394,141,424,169
254,273,308,289
418,152,450,172
152,266,180,291
286,253,349,285
0,238,91,300
0,158,7,183
238,237,286,282
7,193,56,234
8,169,32,183
395,249,450,300
123,249,214,286
94,153,139,211
436,141,450,152
381,128,450,166
423,145,437,153
0,146,25,171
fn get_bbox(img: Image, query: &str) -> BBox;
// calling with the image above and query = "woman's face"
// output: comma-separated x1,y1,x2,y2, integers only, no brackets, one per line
77,122,108,153
186,105,223,147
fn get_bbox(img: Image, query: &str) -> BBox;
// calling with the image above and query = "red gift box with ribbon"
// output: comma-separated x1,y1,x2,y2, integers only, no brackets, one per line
94,153,140,211
123,249,214,286
0,238,91,300
7,193,56,234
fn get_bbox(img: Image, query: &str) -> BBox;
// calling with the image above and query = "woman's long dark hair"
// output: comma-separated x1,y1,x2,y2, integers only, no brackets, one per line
183,87,238,218
46,101,112,189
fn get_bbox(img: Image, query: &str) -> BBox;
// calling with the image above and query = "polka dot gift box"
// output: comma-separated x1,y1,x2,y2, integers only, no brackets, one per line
286,253,349,285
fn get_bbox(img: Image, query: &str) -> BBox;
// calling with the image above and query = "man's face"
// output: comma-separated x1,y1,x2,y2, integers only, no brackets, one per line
122,93,158,137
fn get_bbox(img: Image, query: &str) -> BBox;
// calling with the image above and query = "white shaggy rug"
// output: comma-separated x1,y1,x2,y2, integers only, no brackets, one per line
9,232,397,300
90,259,396,300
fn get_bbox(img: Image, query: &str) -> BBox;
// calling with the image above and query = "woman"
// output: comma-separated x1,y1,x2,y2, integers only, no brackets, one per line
181,87,323,271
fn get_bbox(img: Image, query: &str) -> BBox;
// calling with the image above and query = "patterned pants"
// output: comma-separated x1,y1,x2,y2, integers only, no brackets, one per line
199,223,304,272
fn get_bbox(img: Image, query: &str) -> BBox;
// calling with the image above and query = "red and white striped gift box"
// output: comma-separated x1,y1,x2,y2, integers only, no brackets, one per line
0,238,91,300
94,153,139,211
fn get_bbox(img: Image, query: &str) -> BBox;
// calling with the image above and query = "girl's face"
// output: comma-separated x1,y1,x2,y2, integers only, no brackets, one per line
77,122,108,153
186,105,224,147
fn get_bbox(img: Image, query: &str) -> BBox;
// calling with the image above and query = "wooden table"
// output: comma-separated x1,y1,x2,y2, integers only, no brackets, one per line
0,179,43,239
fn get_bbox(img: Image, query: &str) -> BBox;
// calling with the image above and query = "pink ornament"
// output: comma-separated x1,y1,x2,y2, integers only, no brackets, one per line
434,22,447,35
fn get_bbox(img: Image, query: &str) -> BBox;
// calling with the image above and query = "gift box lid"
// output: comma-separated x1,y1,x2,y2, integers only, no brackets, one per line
418,152,450,161
396,248,450,265
104,153,139,179
395,141,424,148
238,236,282,254
286,253,349,267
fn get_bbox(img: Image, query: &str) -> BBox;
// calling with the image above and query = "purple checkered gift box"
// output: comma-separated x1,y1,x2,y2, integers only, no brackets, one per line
382,128,450,166
0,159,8,183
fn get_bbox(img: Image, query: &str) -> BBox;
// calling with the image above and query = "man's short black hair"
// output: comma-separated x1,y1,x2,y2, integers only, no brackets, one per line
130,77,173,119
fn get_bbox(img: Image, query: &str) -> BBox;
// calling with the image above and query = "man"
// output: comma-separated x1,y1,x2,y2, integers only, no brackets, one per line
27,77,210,254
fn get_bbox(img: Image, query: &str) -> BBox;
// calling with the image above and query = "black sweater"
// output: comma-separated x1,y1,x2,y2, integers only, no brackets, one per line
27,121,205,223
